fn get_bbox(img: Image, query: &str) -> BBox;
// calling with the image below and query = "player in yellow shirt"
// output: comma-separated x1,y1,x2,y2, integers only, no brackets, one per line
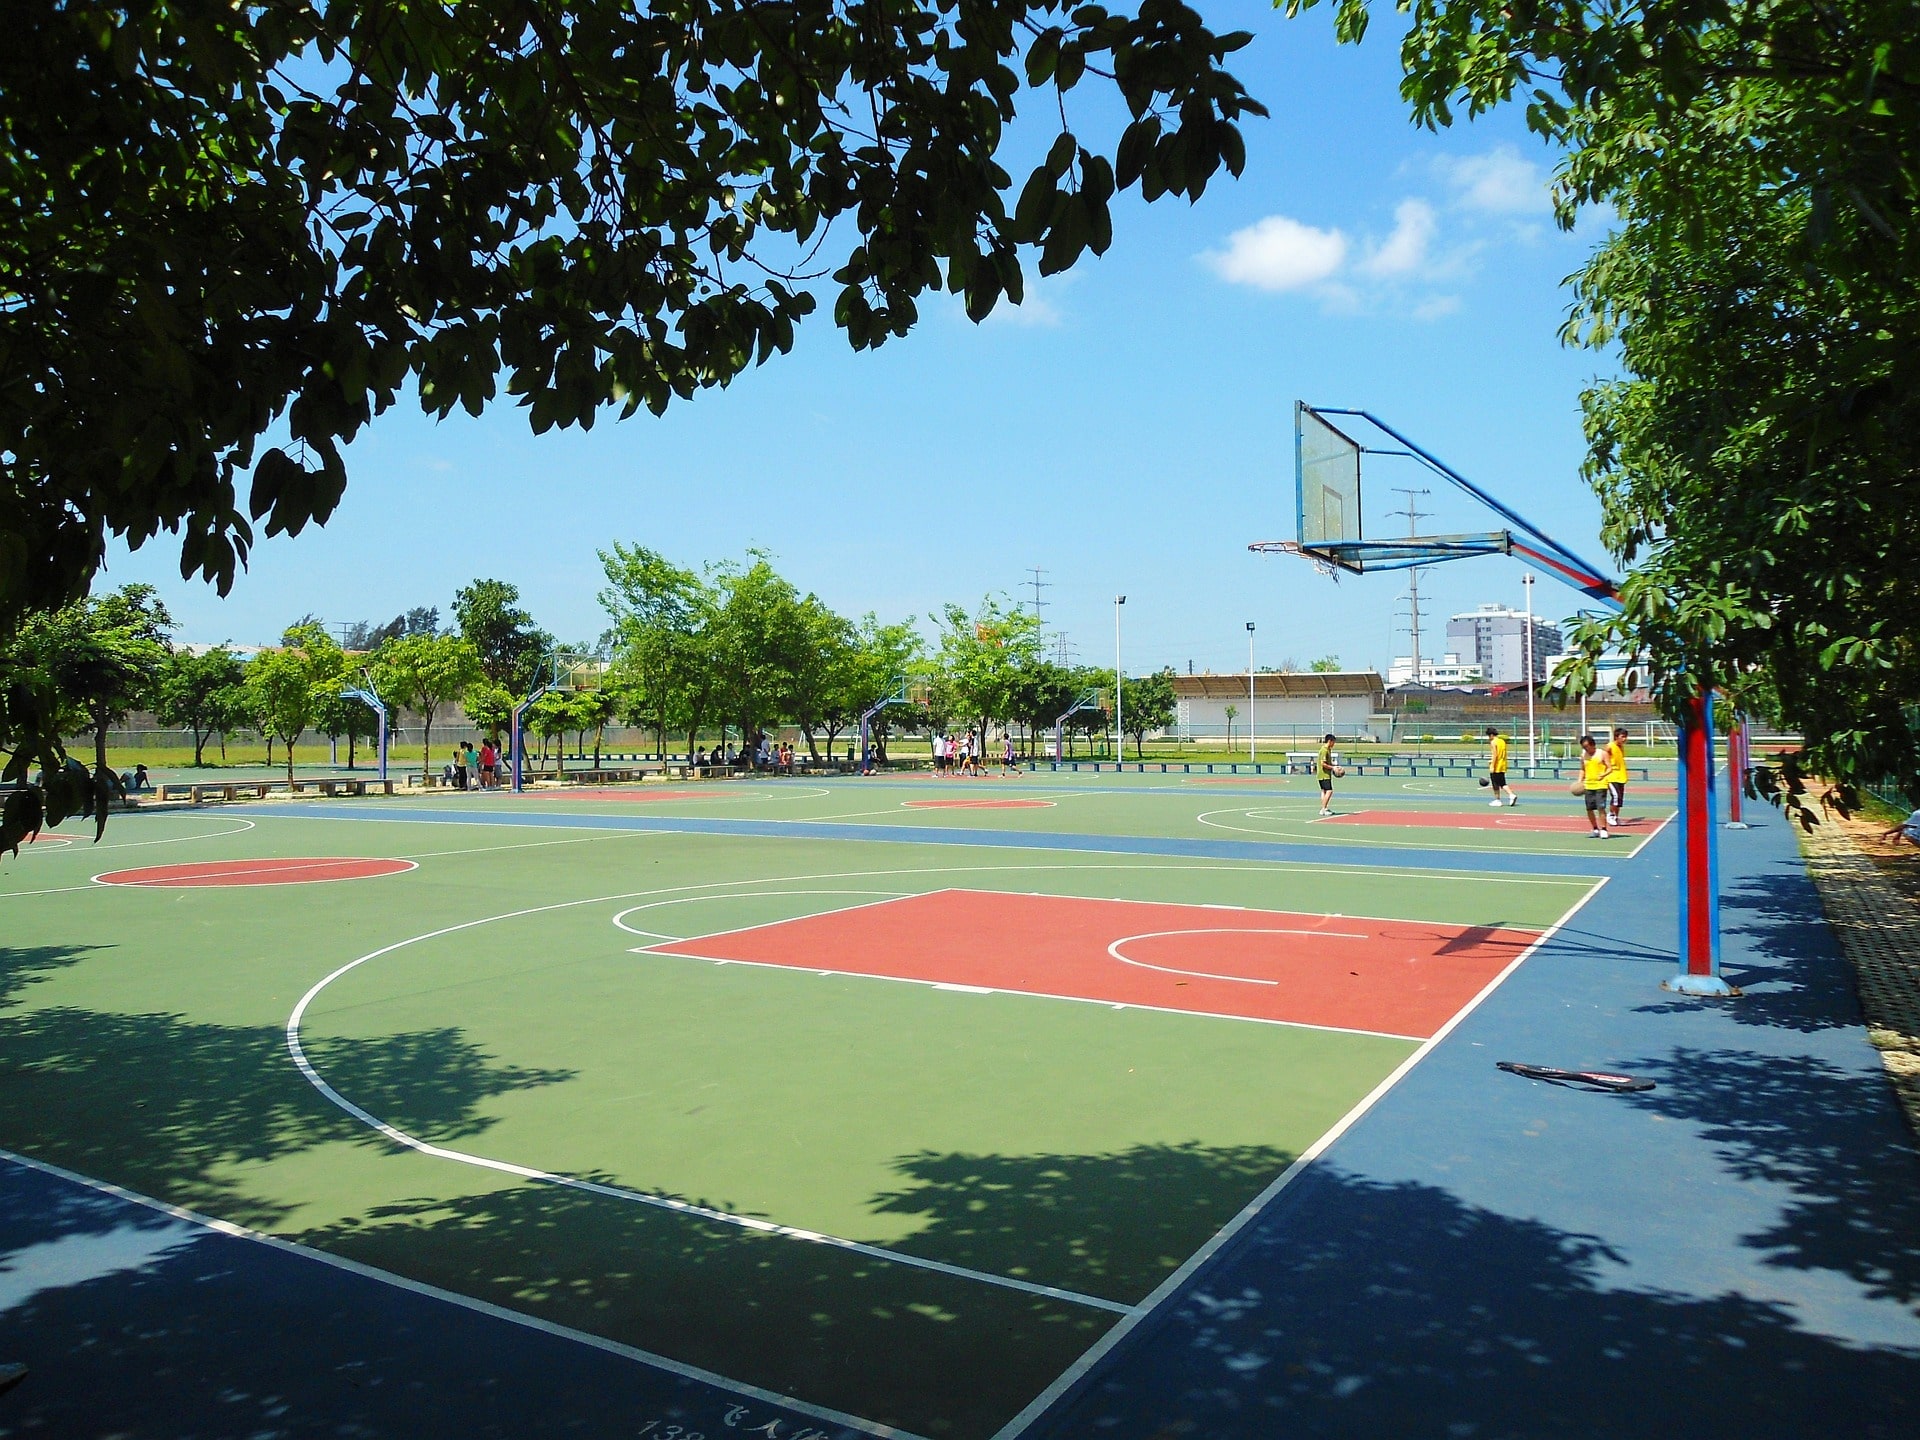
1316,733,1339,817
1484,726,1516,807
1579,733,1612,838
1605,726,1630,828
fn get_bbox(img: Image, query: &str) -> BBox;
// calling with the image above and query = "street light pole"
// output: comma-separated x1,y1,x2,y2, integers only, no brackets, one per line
1114,595,1127,765
1523,572,1537,768
1246,622,1256,762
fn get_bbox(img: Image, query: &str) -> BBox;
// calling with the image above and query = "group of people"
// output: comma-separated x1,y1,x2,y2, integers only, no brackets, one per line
1483,723,1631,837
694,734,804,776
444,739,503,790
931,730,1019,777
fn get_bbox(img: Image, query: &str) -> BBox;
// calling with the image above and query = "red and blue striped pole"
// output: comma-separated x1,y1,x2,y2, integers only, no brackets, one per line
1665,690,1738,995
1724,711,1751,830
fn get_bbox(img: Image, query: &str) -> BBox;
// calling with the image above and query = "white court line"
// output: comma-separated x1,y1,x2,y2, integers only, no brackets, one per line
0,1147,925,1440
264,806,1603,888
1105,927,1370,987
397,832,653,861
1196,806,1616,859
637,946,1425,1045
13,816,258,855
287,878,1131,1318
0,884,102,900
610,889,914,943
488,783,833,807
989,871,1615,1440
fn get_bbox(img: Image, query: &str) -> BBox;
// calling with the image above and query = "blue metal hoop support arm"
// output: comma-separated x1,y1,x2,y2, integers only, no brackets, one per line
339,688,389,782
1053,688,1106,762
510,682,552,793
1314,407,1623,609
859,677,911,773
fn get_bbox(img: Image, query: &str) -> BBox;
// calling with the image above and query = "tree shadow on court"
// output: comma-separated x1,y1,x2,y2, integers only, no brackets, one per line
0,1002,571,1229
1618,1045,1920,1311
871,1141,1293,1302
0,943,98,1008
1033,1160,1920,1440
1629,866,1876,1035
300,1167,1119,1439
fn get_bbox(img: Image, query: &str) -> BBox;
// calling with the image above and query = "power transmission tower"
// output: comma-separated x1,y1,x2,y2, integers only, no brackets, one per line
1054,632,1076,666
1025,567,1051,621
1387,487,1432,681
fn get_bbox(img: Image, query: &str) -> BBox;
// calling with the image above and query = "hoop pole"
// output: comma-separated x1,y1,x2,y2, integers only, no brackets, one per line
341,688,389,782
511,684,550,793
1665,688,1735,995
1247,627,1256,762
858,676,910,772
1524,574,1537,767
1725,710,1752,829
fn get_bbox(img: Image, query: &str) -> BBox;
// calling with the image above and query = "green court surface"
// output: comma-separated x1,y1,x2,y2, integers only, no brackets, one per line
0,777,1618,1437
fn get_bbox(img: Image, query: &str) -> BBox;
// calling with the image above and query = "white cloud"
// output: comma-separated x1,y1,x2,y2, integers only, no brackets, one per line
1359,199,1437,278
1411,294,1462,321
1202,215,1349,292
983,289,1063,328
1436,146,1550,214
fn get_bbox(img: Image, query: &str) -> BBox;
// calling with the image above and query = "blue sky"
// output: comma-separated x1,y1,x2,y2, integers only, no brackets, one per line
102,1,1617,675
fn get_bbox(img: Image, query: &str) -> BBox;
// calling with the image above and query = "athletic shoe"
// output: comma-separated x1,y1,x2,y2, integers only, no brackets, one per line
1589,829,1602,838
1598,829,1611,839
1507,795,1518,806
1490,799,1504,808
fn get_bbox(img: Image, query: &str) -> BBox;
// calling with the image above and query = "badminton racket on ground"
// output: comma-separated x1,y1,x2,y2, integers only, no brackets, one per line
1497,1062,1655,1093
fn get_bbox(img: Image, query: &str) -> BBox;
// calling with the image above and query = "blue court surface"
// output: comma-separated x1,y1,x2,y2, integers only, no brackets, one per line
0,785,1915,1438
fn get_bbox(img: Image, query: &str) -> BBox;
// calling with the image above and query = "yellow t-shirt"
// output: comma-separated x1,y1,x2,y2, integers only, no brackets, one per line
1490,735,1508,771
1605,739,1628,784
1581,751,1611,789
1317,743,1335,778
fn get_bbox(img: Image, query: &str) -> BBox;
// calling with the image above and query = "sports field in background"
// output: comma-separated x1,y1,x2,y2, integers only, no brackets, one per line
0,769,1667,1437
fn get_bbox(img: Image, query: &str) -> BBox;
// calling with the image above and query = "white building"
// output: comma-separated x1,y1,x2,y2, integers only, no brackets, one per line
1386,652,1485,687
1171,672,1385,743
1444,604,1563,684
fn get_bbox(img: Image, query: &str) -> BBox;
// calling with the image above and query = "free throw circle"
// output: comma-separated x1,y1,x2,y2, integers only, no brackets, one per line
96,857,417,888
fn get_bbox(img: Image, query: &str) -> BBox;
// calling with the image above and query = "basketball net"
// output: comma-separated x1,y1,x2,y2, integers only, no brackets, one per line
1253,540,1341,582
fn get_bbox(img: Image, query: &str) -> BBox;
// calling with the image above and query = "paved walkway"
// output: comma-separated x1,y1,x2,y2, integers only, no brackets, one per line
1801,816,1920,1137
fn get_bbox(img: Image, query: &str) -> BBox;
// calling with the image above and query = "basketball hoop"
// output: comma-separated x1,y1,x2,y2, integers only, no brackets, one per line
1251,540,1341,582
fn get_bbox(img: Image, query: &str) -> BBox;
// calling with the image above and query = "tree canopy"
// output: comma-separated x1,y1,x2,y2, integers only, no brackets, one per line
4,0,1262,636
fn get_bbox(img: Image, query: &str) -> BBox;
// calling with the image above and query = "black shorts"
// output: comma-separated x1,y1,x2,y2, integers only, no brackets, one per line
1584,786,1608,809
1490,770,1507,787
1609,781,1626,807
1318,777,1333,791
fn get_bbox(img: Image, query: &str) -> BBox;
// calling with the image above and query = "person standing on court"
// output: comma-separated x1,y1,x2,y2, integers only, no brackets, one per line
1316,733,1339,817
1579,734,1612,838
1486,726,1516,807
1605,726,1630,828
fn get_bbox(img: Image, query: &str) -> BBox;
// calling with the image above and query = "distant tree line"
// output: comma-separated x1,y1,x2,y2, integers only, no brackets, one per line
1,554,1182,846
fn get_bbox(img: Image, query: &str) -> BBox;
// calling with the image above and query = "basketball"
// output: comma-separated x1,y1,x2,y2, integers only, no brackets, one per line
1477,777,1491,787
1332,765,1345,778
